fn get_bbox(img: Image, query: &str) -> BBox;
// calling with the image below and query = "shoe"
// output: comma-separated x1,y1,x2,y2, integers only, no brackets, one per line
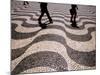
50,21,53,24
71,24,79,28
38,21,42,24
75,26,79,28
70,20,72,22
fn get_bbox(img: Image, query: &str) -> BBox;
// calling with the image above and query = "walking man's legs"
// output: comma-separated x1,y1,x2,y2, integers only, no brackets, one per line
45,10,53,23
26,1,29,5
38,11,45,24
23,1,29,8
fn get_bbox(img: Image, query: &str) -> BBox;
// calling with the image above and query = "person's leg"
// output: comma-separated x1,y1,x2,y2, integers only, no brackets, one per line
70,14,74,22
26,1,29,5
45,10,53,23
38,11,44,24
70,9,74,22
71,15,73,22
74,13,77,22
72,13,79,28
23,1,29,8
23,1,25,5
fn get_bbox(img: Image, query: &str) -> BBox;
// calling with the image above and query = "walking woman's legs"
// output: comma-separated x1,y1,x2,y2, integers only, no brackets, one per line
70,14,73,22
73,11,77,22
74,13,77,22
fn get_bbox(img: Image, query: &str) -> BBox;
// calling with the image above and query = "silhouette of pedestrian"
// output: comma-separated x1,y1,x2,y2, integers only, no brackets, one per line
70,4,79,28
23,1,29,8
38,2,53,28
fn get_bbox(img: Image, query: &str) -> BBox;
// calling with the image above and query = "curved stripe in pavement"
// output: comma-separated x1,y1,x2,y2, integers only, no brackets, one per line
11,23,95,60
21,67,56,73
24,34,95,67
11,23,41,39
12,14,95,30
12,20,95,41
12,10,96,21
48,25,95,41
11,33,66,60
67,46,96,67
11,51,68,74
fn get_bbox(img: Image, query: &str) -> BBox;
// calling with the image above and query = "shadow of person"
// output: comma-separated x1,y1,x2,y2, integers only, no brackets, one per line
39,21,52,29
39,23,47,29
70,4,79,28
38,2,53,29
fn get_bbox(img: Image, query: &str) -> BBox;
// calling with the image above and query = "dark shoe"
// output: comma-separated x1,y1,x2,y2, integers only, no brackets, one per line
71,24,79,28
50,21,53,24
74,26,79,28
70,20,72,22
71,22,79,28
41,25,47,29
38,21,42,24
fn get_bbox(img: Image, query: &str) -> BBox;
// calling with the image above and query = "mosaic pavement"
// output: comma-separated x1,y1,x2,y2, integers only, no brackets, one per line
11,1,96,74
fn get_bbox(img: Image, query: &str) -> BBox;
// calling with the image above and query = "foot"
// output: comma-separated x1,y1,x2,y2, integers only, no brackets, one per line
70,20,72,22
50,21,53,24
71,24,79,28
38,21,42,24
74,26,79,28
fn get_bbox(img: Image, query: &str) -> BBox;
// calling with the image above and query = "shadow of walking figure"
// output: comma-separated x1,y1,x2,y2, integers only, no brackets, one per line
70,4,79,28
38,2,53,29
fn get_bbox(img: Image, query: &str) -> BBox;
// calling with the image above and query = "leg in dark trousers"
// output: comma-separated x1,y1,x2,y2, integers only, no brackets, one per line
70,9,74,22
45,10,53,23
38,2,53,25
23,1,29,8
70,4,79,28
38,11,45,24
74,12,77,22
23,1,28,5
26,1,29,5
70,14,73,22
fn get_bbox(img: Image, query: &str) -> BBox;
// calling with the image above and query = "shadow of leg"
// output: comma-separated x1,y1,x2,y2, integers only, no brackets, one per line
39,23,47,29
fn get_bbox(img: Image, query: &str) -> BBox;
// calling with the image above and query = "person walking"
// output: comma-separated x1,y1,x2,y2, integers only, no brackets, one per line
70,4,78,22
38,2,53,28
70,4,79,28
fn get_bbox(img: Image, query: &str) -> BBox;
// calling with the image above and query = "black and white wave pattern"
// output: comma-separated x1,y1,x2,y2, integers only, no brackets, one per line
11,6,96,74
